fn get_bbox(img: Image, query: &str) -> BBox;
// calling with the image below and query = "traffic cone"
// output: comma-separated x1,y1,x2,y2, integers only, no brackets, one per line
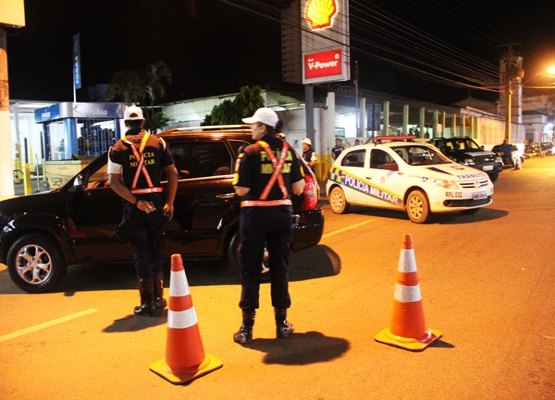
374,234,442,351
150,254,222,384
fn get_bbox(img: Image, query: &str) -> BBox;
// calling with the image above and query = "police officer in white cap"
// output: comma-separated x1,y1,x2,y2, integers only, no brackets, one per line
302,137,317,172
108,105,178,317
232,107,305,345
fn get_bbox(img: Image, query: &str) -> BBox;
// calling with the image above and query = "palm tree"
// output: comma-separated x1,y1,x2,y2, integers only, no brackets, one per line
105,70,145,104
144,61,173,123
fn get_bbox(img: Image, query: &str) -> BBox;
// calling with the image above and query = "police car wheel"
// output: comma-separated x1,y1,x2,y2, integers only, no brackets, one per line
6,233,67,293
406,190,430,224
329,186,349,214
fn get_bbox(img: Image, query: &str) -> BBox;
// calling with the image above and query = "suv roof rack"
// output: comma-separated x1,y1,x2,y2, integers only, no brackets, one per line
170,125,249,133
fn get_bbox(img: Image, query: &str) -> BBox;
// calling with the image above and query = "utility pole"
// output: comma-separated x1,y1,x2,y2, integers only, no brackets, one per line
499,44,524,142
354,60,359,137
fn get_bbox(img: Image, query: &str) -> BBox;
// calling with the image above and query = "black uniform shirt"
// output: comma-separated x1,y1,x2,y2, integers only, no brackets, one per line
107,128,175,189
233,134,304,201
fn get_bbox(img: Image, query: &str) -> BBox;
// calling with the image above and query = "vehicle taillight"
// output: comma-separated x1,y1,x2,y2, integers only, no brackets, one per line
303,175,318,210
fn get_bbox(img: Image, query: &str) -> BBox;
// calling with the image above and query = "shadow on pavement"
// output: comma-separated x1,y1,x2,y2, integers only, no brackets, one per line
290,244,341,281
247,331,350,365
103,311,167,333
0,243,342,294
328,205,508,225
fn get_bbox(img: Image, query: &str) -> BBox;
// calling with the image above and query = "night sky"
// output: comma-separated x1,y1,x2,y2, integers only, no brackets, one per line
6,0,555,105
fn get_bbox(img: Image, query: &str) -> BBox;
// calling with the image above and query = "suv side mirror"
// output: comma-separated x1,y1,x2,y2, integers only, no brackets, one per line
480,145,484,150
74,174,84,188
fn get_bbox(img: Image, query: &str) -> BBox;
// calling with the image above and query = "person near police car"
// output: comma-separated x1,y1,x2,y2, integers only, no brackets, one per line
331,137,344,160
108,105,178,317
302,137,317,172
232,107,305,345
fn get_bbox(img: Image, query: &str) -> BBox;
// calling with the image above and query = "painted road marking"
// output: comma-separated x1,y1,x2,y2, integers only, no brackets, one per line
0,308,98,343
322,219,375,239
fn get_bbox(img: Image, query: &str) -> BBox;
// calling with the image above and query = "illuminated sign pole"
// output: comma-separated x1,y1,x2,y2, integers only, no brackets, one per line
72,33,81,102
300,0,350,161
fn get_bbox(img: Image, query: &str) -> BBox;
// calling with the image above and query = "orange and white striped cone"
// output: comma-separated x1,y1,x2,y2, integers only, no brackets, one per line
374,234,442,351
150,254,222,384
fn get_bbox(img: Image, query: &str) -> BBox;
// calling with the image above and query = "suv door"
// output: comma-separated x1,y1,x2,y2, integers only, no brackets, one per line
163,139,239,258
68,156,133,261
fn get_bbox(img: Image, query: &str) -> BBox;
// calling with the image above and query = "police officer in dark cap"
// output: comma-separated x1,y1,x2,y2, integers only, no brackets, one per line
108,105,178,317
232,107,305,345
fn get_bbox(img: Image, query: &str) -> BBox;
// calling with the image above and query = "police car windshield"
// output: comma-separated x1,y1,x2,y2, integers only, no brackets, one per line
392,145,451,166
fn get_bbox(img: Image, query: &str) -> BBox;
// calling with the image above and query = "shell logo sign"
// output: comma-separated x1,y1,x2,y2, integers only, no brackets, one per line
305,0,337,30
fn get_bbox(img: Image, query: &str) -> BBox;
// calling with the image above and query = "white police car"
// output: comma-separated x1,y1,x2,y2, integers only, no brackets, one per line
325,141,494,223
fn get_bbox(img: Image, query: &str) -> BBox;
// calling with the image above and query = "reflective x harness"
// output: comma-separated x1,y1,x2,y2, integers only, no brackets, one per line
122,132,164,195
241,140,292,207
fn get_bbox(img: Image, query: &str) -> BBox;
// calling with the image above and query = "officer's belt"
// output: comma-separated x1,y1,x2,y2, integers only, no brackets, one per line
241,199,292,207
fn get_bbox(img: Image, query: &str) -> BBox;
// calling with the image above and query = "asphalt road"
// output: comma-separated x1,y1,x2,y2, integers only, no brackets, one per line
1,157,554,400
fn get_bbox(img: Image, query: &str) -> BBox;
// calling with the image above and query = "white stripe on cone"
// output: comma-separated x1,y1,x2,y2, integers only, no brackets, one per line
398,248,417,272
393,283,422,302
170,270,191,297
168,307,198,329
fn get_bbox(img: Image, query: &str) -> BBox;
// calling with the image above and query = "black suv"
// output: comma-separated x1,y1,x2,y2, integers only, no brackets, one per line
0,126,324,293
428,136,503,181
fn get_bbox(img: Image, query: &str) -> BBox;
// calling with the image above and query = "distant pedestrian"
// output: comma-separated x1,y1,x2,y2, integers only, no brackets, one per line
500,139,513,166
302,138,317,172
331,137,344,160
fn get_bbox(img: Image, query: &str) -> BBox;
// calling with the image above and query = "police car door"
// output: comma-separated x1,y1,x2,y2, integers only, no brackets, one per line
336,148,370,206
366,148,403,209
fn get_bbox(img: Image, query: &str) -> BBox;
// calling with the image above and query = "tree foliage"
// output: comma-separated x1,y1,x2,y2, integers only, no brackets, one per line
202,85,265,125
104,61,173,132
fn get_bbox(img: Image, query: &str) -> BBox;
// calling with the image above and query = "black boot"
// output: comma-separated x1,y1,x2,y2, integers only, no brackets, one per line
233,309,256,345
275,308,294,339
152,272,167,316
134,278,155,317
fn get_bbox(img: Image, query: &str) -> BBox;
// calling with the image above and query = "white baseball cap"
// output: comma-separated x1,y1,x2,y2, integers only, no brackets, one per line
124,106,144,121
242,107,279,127
302,138,312,146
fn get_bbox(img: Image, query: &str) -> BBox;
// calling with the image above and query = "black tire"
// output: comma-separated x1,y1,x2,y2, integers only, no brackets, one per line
329,186,350,214
406,189,430,224
6,234,67,293
488,172,499,182
226,230,241,274
226,230,270,278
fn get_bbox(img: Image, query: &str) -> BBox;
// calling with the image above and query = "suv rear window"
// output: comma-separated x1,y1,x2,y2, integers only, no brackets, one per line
167,141,233,179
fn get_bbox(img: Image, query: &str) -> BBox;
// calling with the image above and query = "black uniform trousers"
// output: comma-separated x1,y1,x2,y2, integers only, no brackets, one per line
123,194,166,280
239,205,293,310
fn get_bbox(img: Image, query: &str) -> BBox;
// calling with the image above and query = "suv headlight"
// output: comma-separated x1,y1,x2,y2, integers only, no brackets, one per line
462,158,475,166
433,179,460,189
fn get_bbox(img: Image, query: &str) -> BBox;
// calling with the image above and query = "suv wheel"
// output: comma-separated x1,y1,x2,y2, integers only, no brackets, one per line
226,230,241,273
329,186,350,214
226,230,270,277
406,190,430,224
7,234,67,293
488,172,499,182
